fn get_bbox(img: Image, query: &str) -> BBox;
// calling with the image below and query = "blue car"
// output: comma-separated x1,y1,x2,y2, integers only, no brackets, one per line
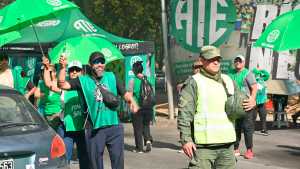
0,85,68,169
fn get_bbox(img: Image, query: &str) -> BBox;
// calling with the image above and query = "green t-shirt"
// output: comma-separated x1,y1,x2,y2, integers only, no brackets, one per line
42,85,62,116
63,90,85,131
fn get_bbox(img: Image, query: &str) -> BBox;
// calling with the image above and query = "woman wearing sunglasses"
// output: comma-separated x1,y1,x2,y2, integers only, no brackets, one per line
43,58,89,169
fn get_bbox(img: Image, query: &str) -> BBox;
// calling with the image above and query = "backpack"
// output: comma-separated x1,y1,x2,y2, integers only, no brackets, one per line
139,77,156,108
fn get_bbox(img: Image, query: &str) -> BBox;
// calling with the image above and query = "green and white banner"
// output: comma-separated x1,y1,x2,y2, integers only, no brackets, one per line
170,0,236,53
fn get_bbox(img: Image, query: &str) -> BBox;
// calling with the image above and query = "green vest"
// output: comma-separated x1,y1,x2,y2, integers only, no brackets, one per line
193,73,236,144
63,90,85,131
79,72,119,129
228,68,249,92
133,77,142,106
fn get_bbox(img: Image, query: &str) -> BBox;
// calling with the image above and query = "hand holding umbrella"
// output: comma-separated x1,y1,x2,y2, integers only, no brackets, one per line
42,56,51,70
59,54,68,69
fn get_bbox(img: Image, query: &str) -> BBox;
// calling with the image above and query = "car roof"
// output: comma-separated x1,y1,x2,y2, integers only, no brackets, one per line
0,85,20,95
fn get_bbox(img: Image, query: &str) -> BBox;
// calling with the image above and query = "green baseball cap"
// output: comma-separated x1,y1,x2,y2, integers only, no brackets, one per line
200,45,221,59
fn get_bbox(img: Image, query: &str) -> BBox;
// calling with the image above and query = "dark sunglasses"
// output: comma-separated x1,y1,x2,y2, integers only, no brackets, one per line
207,57,222,62
91,57,105,65
234,58,243,63
69,67,82,73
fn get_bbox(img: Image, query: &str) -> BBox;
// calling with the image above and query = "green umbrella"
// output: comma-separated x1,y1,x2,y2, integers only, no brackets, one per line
49,36,124,64
0,0,78,56
0,31,21,47
0,0,78,34
255,9,300,51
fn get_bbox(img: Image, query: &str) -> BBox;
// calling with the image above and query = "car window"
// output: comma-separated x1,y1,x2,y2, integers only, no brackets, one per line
0,93,46,134
0,96,21,122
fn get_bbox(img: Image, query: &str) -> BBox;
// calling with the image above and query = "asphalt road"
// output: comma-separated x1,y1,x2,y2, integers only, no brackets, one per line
70,116,300,169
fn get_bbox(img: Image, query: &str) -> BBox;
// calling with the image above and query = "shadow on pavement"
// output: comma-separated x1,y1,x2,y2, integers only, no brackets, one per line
277,145,300,156
124,143,136,152
254,121,300,131
152,140,181,150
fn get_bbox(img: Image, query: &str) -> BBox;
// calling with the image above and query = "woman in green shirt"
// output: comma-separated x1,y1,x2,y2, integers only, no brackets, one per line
43,58,88,169
42,63,62,131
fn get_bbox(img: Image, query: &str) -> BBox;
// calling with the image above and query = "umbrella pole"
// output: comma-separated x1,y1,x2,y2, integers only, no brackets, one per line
30,20,45,57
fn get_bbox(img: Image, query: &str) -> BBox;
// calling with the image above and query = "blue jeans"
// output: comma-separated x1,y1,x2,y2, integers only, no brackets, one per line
85,124,124,169
57,124,89,169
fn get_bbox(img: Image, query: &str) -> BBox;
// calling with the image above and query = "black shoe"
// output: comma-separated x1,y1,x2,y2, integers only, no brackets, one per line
260,130,270,136
145,141,152,152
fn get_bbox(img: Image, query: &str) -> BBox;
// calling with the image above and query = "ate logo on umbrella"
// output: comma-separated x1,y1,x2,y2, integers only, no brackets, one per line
267,30,280,43
0,16,3,23
101,48,112,58
47,0,62,7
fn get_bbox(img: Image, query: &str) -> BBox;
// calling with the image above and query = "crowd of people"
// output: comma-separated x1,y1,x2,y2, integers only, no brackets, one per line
0,51,155,169
1,44,299,169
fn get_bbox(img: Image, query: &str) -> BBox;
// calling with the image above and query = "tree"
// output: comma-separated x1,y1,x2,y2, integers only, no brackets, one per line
73,0,164,67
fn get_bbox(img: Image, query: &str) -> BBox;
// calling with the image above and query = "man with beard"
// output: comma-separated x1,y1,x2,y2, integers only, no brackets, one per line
57,52,138,169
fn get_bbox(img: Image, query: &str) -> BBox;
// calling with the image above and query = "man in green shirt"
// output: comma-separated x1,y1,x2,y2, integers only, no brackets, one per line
228,55,257,159
57,52,137,169
128,61,154,153
178,46,236,169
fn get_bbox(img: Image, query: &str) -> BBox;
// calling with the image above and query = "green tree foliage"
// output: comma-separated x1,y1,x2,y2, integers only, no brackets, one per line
73,0,164,66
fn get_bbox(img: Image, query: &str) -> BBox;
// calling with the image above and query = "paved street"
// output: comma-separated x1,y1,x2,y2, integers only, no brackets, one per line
70,115,300,169
70,89,300,169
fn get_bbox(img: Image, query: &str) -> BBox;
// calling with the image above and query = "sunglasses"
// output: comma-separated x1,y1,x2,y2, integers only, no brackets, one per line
91,57,105,65
207,57,222,62
69,67,82,73
234,58,243,63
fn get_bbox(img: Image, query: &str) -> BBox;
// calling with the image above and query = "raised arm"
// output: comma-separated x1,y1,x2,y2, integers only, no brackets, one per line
42,57,61,93
58,55,72,90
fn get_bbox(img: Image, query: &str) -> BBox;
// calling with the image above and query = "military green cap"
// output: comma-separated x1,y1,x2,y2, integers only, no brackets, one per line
200,45,221,59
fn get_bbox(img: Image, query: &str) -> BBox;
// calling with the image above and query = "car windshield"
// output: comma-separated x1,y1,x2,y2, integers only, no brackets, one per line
0,93,45,134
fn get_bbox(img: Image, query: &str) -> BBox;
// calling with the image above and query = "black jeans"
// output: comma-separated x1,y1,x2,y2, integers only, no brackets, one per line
234,109,255,150
132,108,153,151
254,103,267,131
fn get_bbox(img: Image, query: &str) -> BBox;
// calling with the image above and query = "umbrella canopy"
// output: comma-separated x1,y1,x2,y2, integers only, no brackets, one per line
0,0,78,34
49,36,124,64
0,31,21,47
255,9,300,51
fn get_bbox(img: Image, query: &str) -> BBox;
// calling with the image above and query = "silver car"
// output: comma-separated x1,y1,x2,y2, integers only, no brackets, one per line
0,85,68,169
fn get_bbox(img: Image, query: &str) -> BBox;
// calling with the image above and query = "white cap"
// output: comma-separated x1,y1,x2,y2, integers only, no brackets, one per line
234,54,245,62
68,60,83,69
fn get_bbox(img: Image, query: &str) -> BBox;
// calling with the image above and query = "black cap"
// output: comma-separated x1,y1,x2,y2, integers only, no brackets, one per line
89,51,105,64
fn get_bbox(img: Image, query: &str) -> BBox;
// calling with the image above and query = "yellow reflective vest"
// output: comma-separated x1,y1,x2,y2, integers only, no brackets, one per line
193,73,236,144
